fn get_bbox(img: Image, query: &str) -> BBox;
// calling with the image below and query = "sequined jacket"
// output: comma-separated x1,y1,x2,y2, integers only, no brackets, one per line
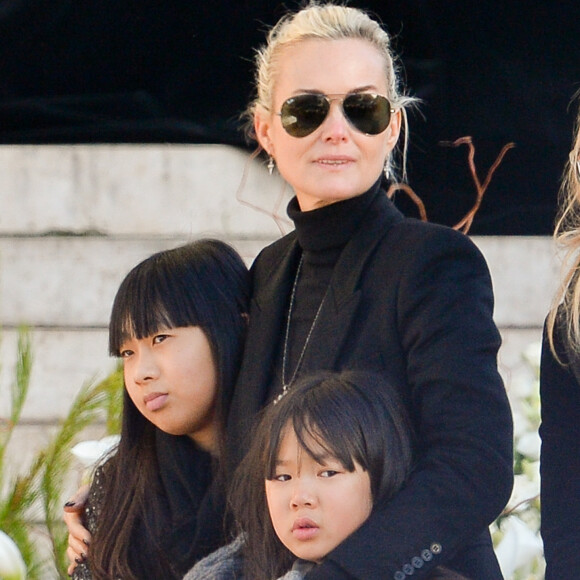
71,465,107,580
71,433,223,580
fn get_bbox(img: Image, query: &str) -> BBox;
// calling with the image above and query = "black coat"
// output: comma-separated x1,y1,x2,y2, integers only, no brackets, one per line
227,193,513,579
540,318,580,579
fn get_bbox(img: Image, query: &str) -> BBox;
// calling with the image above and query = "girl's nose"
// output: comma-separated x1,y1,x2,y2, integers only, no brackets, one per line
132,351,159,385
290,479,317,508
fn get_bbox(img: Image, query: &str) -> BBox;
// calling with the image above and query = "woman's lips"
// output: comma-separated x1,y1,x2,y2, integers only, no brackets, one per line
315,157,353,167
292,517,319,541
143,392,168,412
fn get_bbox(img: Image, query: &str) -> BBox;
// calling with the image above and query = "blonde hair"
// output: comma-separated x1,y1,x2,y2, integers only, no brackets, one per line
245,1,419,181
547,97,580,355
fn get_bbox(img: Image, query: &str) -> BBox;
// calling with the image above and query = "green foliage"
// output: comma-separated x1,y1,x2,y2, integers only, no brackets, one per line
0,329,33,479
42,365,123,578
0,328,40,576
0,328,123,579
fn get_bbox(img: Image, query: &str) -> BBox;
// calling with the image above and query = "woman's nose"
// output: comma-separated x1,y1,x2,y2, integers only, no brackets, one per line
321,100,349,141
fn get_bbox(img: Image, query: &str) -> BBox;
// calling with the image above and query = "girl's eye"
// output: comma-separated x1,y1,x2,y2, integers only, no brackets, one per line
320,470,339,478
119,349,133,358
272,473,291,482
153,334,169,344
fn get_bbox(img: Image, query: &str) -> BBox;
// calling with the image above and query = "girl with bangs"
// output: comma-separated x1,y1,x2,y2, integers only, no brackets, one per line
66,239,249,580
186,371,466,580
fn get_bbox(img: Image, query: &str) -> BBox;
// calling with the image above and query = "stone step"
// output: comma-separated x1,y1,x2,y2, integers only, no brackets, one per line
0,235,558,327
0,144,291,237
0,327,113,421
0,236,266,327
475,235,559,327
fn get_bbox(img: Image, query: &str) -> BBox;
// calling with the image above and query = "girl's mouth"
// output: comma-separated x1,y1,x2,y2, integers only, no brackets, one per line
292,518,319,541
144,392,168,412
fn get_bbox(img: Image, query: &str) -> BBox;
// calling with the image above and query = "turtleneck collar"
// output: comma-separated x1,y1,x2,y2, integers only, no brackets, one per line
287,178,383,253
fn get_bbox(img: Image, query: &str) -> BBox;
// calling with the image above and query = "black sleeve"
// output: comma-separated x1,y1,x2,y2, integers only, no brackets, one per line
308,228,513,579
540,319,580,578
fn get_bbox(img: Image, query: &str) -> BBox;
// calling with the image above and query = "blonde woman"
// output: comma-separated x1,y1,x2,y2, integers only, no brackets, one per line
226,3,513,579
540,99,580,579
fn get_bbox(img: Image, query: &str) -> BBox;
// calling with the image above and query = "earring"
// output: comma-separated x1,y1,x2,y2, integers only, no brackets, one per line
267,155,275,175
383,160,390,181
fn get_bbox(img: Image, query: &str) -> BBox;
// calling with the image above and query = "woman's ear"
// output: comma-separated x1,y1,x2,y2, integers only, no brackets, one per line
385,109,402,152
254,107,274,155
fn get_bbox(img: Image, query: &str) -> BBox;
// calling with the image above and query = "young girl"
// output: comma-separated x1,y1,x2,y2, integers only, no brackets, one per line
186,371,467,580
66,239,249,580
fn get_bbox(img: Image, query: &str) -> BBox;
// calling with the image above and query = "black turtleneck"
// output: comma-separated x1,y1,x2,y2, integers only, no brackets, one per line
270,178,384,398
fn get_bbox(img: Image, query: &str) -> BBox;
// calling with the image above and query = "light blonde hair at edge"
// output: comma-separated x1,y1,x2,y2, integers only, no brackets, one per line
245,1,420,182
547,97,580,356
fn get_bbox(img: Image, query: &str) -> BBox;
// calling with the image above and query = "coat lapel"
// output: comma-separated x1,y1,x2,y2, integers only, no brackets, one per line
226,236,300,466
245,238,300,397
300,193,404,371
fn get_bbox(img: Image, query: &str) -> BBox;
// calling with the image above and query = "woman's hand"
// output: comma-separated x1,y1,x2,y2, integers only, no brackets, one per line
63,485,90,575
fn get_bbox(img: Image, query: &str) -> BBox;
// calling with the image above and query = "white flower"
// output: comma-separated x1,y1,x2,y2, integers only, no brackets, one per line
494,515,543,579
522,341,542,374
491,340,545,578
507,468,541,512
509,373,538,402
511,406,534,440
0,530,27,580
71,435,120,468
516,431,542,461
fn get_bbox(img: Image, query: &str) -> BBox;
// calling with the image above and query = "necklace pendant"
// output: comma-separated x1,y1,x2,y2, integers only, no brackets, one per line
280,254,328,399
274,386,288,405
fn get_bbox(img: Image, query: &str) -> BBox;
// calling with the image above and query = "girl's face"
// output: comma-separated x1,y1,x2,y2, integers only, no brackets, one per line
265,425,372,563
120,326,218,452
255,38,401,212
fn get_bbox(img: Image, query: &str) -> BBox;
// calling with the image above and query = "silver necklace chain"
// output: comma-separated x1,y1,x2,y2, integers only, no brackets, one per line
276,255,327,403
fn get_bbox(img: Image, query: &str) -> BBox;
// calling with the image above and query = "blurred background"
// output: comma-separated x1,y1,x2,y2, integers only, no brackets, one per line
1,0,579,234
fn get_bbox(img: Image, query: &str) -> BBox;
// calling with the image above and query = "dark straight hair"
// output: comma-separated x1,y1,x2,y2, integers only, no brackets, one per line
90,239,250,580
109,239,249,428
230,370,414,580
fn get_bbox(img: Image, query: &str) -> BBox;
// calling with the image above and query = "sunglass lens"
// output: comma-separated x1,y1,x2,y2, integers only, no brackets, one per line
280,95,329,137
343,94,391,135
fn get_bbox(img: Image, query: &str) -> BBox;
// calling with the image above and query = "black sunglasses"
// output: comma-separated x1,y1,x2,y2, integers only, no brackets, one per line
278,92,394,138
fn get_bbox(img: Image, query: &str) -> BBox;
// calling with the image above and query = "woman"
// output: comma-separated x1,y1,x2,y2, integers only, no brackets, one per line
540,98,580,578
226,3,513,579
66,240,249,579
